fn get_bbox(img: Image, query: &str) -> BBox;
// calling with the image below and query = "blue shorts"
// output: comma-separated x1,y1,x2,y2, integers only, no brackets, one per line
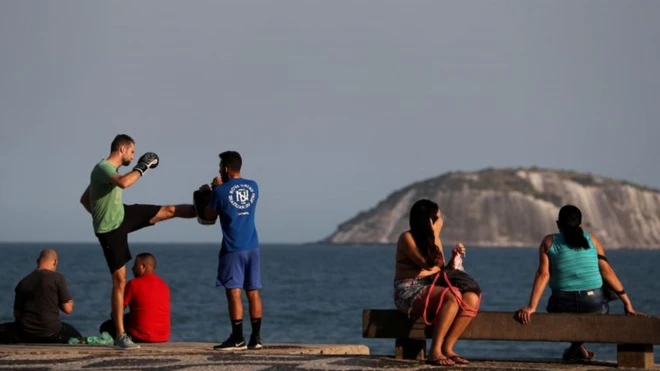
216,249,262,290
547,287,609,314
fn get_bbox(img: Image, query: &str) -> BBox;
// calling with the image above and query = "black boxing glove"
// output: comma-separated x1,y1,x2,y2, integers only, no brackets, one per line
133,152,159,176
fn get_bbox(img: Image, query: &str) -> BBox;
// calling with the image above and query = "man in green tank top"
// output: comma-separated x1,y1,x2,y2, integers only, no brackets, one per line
80,134,196,350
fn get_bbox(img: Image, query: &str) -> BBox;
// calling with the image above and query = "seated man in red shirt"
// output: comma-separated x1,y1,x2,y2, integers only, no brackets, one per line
99,253,170,343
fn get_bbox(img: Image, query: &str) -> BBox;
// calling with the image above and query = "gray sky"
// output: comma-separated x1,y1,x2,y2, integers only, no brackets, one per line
1,1,659,243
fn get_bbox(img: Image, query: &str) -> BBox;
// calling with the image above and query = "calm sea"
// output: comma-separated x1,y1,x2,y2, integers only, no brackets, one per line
0,243,657,362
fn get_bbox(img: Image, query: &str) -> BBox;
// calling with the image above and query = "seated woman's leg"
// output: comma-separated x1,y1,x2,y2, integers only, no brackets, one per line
441,292,480,364
548,290,604,361
563,344,594,361
548,293,586,360
410,286,460,365
569,289,607,360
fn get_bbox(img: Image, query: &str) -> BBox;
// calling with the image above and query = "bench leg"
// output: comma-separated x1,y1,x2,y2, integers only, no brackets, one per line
617,344,654,369
395,338,426,360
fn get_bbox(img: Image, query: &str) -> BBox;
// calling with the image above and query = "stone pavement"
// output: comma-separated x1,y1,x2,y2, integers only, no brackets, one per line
0,343,657,370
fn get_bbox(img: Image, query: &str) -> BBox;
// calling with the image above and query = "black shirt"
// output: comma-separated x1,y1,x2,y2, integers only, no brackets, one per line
13,269,72,337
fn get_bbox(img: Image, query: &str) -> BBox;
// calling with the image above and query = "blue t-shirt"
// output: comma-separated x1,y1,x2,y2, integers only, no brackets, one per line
547,231,602,292
209,178,259,253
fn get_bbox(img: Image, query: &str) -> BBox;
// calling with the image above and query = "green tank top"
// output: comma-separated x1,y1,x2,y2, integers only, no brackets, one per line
547,231,602,292
90,159,124,233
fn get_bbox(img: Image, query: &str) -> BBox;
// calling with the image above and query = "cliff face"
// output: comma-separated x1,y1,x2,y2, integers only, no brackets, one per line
321,168,660,249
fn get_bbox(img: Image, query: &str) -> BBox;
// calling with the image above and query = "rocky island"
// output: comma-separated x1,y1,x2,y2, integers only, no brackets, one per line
322,168,660,249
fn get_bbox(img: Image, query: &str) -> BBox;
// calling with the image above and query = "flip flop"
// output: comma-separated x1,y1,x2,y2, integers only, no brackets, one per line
426,357,456,366
563,346,595,362
577,350,595,361
448,355,470,364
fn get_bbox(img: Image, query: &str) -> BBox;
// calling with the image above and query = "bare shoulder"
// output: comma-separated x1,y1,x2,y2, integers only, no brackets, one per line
397,232,416,251
587,231,601,245
540,234,554,252
398,231,414,244
587,232,606,253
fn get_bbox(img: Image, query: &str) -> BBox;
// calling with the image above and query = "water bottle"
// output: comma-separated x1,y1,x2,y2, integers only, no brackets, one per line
452,243,465,271
70,331,114,345
85,336,103,345
86,332,114,345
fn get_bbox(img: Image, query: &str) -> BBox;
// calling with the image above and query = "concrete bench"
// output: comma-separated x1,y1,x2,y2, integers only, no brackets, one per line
362,309,660,369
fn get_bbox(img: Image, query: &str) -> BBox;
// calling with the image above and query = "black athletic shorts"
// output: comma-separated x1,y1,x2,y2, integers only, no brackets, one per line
95,204,161,273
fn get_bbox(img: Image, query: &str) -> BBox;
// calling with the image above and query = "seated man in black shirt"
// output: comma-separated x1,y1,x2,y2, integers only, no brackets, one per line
0,249,82,344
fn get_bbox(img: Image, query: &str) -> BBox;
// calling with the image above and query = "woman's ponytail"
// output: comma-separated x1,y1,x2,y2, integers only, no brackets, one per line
558,205,590,250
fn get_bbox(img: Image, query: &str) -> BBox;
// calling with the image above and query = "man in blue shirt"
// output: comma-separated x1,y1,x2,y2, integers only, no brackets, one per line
201,151,263,351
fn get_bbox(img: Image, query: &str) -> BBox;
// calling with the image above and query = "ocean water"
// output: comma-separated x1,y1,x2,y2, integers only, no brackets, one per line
0,243,657,362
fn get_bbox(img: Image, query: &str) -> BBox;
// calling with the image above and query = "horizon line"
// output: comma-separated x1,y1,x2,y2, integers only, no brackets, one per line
0,241,320,245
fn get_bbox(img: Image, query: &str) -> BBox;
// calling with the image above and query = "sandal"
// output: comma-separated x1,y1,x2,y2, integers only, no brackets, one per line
448,355,470,364
563,346,595,362
426,357,456,366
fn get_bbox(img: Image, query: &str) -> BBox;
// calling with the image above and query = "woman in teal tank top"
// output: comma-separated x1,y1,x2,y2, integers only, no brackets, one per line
515,205,643,362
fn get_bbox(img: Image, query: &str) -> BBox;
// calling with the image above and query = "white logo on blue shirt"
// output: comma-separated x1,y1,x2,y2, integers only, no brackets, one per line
228,184,256,210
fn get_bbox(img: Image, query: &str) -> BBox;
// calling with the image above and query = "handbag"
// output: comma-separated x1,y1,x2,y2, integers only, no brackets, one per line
421,268,482,325
444,269,482,296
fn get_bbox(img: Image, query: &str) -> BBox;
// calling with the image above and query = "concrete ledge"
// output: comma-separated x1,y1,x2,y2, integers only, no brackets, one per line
0,345,657,371
0,342,370,356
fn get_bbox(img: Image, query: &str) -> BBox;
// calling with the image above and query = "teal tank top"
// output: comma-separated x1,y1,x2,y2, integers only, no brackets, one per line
547,231,602,292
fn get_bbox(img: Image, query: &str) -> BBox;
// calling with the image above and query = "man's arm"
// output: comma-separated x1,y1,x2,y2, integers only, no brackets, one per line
80,186,92,214
109,171,142,189
110,152,159,188
203,182,221,221
80,174,138,210
96,158,144,190
124,280,134,308
60,300,74,314
57,276,74,315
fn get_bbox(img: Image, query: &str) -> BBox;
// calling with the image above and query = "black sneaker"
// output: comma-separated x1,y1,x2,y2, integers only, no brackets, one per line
213,336,247,351
248,335,263,350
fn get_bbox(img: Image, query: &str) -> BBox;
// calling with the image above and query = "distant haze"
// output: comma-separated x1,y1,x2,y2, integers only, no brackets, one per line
1,1,659,243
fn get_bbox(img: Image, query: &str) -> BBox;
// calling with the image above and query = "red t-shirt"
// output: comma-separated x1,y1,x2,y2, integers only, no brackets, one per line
124,273,170,342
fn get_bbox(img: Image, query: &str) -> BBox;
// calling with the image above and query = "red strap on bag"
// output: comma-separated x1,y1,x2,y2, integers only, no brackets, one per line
422,271,481,326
